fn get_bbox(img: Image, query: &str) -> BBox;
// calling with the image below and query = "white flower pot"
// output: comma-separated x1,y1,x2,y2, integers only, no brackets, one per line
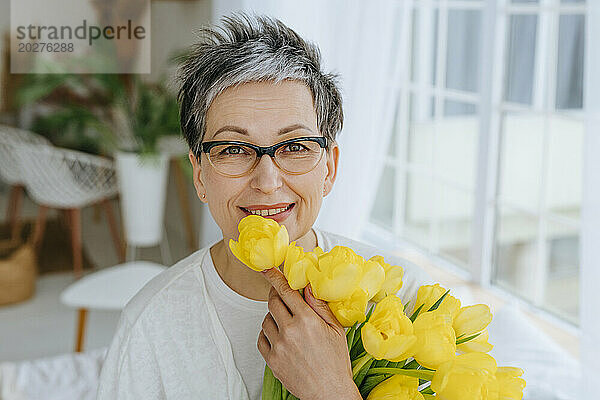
115,151,169,247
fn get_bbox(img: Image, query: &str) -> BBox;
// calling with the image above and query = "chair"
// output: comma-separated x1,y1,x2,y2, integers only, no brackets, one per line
0,125,51,241
12,143,125,277
60,261,166,352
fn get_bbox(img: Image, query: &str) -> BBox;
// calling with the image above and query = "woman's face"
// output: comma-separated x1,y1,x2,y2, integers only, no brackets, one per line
189,80,339,244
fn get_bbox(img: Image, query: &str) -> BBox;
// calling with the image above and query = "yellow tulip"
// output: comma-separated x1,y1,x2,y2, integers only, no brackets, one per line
328,289,369,327
359,258,386,300
366,375,425,400
306,246,363,302
457,329,493,354
313,246,325,256
496,367,526,400
412,310,457,369
229,215,289,271
453,304,493,338
370,256,405,303
431,352,498,400
361,295,417,362
283,242,317,290
414,284,461,318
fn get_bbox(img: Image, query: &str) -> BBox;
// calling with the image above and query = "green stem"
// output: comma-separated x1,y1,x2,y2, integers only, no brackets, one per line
352,353,374,378
366,368,434,381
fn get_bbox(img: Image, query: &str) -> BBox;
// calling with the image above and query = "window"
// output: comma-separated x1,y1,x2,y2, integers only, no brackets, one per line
370,0,585,326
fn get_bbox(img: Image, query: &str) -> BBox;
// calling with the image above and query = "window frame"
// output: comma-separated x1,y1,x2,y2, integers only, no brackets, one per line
368,0,586,332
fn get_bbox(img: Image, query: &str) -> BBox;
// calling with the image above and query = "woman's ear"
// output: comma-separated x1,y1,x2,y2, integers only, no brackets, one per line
323,142,339,197
188,150,208,203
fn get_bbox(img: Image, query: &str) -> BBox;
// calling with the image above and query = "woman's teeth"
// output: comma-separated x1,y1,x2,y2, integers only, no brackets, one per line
247,205,291,216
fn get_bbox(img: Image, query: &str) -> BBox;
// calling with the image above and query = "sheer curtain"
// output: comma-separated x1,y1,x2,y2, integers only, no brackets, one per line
581,1,600,397
212,0,402,240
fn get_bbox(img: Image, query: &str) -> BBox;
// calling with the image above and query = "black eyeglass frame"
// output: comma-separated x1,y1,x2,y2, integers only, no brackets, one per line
197,136,328,177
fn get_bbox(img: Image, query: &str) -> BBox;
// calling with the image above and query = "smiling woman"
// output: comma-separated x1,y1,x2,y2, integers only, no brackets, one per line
96,13,430,400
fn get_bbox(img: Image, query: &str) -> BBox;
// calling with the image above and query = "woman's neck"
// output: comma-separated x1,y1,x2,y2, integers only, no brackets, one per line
209,228,318,302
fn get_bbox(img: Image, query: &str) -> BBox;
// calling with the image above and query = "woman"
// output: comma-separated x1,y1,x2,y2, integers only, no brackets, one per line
97,14,430,400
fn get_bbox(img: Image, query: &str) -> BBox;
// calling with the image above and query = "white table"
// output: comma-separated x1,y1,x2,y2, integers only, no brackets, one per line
60,261,166,352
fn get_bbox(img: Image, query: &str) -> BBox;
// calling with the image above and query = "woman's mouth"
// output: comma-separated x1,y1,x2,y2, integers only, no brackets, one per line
239,203,295,222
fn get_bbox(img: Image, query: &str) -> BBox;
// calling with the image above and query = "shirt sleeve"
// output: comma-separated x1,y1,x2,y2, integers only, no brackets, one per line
96,313,166,400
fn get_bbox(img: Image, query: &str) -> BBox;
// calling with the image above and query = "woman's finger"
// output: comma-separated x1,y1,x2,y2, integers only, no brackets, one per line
261,312,279,343
262,267,309,316
257,330,271,357
304,285,345,335
267,286,293,327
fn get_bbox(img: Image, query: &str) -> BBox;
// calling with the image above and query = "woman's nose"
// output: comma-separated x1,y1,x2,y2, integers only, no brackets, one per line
249,154,283,194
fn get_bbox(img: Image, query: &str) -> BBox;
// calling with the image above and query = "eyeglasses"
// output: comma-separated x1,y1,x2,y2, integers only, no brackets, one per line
199,136,328,177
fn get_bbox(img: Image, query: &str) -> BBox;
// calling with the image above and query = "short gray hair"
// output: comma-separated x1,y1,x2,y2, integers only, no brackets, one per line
176,13,344,156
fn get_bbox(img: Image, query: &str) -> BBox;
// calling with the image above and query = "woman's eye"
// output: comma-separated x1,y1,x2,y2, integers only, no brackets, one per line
221,146,246,155
284,143,307,152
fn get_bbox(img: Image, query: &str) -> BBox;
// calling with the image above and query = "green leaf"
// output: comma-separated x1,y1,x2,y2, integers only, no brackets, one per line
372,359,390,368
402,359,420,369
428,289,451,312
359,374,391,398
353,358,375,389
420,386,435,395
456,331,482,345
262,365,282,400
346,323,357,351
366,368,434,381
409,304,425,322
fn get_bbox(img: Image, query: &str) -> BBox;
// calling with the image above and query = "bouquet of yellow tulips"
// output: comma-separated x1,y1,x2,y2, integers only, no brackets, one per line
230,215,526,400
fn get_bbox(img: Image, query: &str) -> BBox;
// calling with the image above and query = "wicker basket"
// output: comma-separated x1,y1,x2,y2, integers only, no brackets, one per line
0,235,37,306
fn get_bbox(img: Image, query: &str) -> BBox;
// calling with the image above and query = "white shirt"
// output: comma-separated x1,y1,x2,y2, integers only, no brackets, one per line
96,229,431,400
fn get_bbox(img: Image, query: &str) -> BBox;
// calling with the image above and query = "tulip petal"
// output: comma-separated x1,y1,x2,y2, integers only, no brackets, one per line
249,238,276,271
454,304,493,338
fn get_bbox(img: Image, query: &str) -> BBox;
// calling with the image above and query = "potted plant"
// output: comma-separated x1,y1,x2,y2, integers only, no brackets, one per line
113,81,181,250
16,73,181,252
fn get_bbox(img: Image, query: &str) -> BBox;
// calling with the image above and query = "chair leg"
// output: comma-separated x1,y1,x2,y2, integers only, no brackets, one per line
75,308,88,352
68,208,83,278
6,185,24,241
172,159,196,251
101,199,125,263
92,203,101,223
32,205,48,254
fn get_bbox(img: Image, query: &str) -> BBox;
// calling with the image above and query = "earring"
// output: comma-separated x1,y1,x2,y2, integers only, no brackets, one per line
202,194,206,200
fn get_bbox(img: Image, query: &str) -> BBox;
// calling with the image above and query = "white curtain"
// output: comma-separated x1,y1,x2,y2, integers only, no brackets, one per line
211,0,402,241
581,1,600,397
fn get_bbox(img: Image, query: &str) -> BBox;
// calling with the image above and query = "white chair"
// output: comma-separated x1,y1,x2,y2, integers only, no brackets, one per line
60,261,166,352
0,125,51,241
12,143,124,277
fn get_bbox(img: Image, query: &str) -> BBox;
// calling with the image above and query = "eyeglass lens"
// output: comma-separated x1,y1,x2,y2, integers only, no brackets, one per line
207,140,324,176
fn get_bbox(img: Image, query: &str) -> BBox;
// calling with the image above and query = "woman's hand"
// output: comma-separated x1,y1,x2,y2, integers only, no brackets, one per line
258,268,362,400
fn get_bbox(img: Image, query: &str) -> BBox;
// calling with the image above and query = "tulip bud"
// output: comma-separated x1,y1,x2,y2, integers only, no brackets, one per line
306,246,363,302
361,295,417,362
229,215,289,271
328,289,369,327
283,242,316,290
366,375,424,400
453,304,493,338
431,352,498,400
369,256,405,303
412,310,457,369
415,284,461,318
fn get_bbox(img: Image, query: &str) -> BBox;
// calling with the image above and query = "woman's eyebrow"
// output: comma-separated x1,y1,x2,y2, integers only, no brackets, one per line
277,124,314,135
212,123,314,138
213,125,249,137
